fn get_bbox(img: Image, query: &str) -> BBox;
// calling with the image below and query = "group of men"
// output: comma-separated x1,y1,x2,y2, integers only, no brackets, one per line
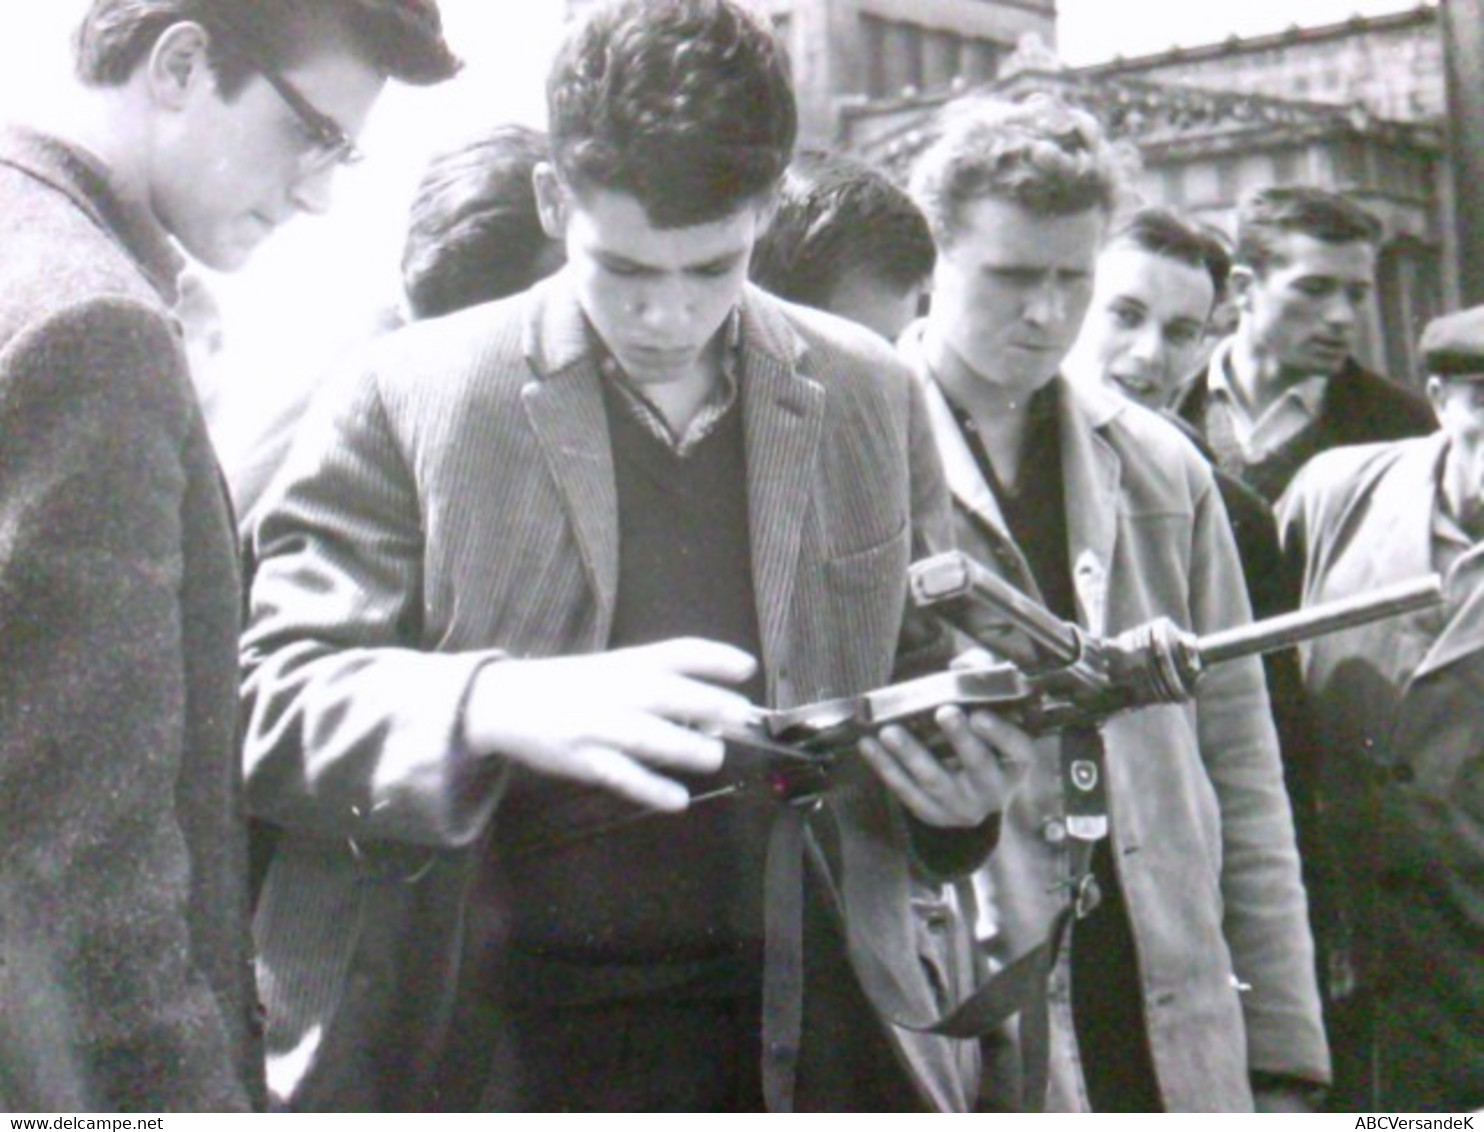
1,0,1479,1115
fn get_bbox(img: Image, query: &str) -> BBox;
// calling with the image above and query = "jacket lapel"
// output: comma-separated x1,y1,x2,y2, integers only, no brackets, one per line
1058,379,1123,637
738,292,826,681
1403,438,1484,683
520,276,620,631
917,370,1013,539
1414,571,1484,682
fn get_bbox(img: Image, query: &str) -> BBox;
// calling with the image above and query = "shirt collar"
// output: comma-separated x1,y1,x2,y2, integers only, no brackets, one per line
1206,337,1328,455
0,126,185,304
594,307,742,457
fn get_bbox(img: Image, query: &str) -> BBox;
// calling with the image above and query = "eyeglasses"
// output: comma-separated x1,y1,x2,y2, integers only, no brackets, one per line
253,63,365,171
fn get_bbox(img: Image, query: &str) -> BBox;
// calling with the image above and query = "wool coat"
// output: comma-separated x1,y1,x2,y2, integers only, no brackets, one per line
240,277,985,1111
0,127,261,1111
1171,352,1435,504
1278,434,1484,1112
902,326,1329,1110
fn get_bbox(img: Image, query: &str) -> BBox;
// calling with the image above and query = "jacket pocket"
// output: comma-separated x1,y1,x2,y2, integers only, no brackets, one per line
819,523,911,695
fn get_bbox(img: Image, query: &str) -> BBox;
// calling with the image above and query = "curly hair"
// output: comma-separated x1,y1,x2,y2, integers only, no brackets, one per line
546,0,797,228
75,0,460,95
908,92,1126,247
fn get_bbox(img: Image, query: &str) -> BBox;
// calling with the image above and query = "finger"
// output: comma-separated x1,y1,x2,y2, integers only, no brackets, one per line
931,705,999,776
637,670,760,734
966,710,1037,772
594,710,728,775
857,734,944,825
629,637,760,685
949,647,1001,671
577,744,693,812
878,721,961,790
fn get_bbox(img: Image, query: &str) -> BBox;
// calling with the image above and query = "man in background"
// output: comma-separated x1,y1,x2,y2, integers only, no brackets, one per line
1172,186,1434,503
749,148,934,342
1279,305,1484,1112
902,93,1327,1111
0,0,457,1111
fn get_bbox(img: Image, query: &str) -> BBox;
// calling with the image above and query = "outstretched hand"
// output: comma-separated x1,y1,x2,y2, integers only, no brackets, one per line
462,637,759,812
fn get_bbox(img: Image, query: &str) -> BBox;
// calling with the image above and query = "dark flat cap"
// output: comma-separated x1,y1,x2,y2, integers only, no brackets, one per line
1421,305,1484,377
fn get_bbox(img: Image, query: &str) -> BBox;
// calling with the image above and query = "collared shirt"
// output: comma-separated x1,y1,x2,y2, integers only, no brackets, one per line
596,308,742,458
1205,337,1328,462
1431,442,1484,603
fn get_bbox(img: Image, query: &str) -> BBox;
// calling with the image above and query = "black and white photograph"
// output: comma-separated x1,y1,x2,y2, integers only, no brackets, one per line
0,0,1479,1116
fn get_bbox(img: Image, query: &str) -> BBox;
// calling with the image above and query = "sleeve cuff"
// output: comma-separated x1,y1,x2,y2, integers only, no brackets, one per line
907,810,1001,881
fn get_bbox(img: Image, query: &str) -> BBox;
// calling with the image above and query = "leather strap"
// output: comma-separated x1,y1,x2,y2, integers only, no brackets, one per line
825,729,1108,1112
761,801,810,1112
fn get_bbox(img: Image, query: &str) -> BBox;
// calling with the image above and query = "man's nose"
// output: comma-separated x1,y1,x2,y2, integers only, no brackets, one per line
289,165,336,217
1128,323,1163,364
633,277,691,332
1323,290,1362,330
1024,277,1068,327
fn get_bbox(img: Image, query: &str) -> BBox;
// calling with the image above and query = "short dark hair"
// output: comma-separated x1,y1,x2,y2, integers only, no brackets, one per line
1108,207,1232,303
909,93,1126,246
75,0,459,95
402,125,565,319
1235,186,1382,274
546,0,797,228
750,150,935,307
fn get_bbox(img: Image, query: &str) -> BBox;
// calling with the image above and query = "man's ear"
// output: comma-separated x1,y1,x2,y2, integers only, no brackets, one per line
1228,264,1256,313
753,188,781,235
532,163,570,240
1425,375,1448,424
145,22,214,112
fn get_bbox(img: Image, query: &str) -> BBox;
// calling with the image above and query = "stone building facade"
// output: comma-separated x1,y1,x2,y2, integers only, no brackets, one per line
561,1,1448,381
839,4,1449,384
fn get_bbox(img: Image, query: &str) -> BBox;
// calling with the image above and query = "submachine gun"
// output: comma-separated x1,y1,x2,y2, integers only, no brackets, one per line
741,551,1443,799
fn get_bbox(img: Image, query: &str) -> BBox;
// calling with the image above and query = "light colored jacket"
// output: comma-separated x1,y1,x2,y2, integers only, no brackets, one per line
1278,434,1484,1111
241,278,981,1111
903,329,1329,1111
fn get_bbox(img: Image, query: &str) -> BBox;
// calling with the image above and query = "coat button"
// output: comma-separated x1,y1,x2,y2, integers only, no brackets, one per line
1042,817,1068,844
1391,761,1415,784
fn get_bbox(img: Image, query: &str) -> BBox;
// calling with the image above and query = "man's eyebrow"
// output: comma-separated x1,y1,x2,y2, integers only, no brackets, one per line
594,249,656,272
687,250,747,273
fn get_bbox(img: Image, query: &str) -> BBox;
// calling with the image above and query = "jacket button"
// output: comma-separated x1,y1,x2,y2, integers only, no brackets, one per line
1042,817,1068,845
1391,761,1415,784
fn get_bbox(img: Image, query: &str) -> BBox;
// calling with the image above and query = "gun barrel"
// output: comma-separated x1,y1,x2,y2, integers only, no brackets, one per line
1197,574,1443,665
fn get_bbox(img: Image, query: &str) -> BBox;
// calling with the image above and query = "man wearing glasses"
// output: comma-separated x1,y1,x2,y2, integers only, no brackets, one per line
0,0,456,1112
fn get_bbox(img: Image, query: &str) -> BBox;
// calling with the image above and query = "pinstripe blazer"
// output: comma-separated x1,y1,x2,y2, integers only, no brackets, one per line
241,274,980,1111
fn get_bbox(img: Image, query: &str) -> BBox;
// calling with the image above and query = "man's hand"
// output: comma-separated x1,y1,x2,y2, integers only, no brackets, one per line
463,638,759,812
857,706,1032,828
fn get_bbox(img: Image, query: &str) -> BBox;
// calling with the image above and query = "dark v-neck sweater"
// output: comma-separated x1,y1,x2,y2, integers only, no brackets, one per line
498,382,770,1006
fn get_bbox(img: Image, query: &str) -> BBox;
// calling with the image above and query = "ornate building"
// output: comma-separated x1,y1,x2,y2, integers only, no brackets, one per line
561,1,1448,379
835,4,1449,383
568,0,1056,143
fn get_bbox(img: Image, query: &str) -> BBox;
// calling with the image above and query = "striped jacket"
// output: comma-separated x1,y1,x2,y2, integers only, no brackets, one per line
241,275,980,1110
